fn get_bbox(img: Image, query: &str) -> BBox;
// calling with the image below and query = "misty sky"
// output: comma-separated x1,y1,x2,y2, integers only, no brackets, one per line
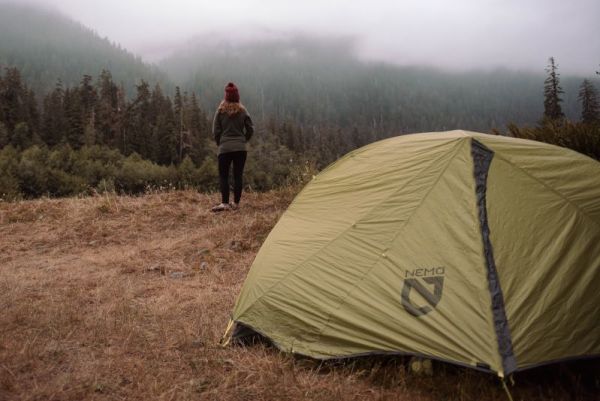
15,0,600,74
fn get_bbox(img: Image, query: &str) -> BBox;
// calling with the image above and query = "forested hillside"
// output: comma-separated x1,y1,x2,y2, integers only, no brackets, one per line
160,36,584,132
0,3,166,95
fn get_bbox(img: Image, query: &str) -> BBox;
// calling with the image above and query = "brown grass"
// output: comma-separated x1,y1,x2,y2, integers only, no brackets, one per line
0,189,597,401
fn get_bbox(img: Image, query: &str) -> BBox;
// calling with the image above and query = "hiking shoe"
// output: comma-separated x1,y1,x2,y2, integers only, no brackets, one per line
211,203,230,212
230,203,240,211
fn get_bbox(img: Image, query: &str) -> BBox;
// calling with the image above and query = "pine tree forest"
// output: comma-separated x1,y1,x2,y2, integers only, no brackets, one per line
1,56,599,200
0,66,312,200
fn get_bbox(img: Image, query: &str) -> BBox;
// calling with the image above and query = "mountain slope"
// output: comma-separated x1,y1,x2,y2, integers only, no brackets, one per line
160,36,585,132
0,2,167,95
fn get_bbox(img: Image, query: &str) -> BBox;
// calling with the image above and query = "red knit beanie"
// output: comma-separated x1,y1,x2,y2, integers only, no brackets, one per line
224,82,240,103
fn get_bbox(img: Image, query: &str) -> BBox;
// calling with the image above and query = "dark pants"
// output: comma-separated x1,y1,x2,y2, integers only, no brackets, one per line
218,151,247,204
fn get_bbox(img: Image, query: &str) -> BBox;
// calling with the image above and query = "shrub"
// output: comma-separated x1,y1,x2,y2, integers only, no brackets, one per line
17,145,50,197
48,143,75,171
0,145,22,200
47,168,87,197
95,178,116,194
507,121,600,160
196,155,219,192
115,152,175,193
177,155,201,189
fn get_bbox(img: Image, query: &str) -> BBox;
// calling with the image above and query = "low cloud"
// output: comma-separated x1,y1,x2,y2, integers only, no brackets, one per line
8,0,600,74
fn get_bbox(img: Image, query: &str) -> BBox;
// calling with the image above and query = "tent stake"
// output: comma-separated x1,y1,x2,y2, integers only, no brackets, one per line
501,378,514,401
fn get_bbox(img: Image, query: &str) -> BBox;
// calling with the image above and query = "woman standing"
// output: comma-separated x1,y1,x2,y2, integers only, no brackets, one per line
211,82,254,212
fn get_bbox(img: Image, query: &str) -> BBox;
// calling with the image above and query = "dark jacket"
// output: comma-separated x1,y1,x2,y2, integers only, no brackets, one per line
212,102,254,155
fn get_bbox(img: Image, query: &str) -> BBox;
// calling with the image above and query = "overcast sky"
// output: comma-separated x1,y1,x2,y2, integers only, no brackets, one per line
16,0,600,74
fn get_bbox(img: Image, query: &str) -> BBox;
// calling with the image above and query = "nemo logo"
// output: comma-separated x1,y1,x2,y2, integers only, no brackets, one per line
401,267,445,317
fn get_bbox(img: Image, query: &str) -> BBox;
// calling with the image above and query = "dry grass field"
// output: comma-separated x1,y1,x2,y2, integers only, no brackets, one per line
0,189,598,401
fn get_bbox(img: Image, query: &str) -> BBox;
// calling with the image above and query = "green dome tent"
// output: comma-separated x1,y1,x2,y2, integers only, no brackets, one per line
222,130,600,377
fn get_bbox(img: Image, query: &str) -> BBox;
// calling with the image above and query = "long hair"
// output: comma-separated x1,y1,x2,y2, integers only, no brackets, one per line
218,100,246,116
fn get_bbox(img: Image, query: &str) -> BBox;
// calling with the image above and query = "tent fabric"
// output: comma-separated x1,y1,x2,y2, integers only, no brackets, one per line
223,130,600,377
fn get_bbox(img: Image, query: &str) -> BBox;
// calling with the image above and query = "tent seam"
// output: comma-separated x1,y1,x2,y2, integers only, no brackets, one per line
471,139,517,376
492,152,600,229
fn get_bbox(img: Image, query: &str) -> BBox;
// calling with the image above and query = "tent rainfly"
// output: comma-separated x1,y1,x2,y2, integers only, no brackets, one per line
222,131,600,377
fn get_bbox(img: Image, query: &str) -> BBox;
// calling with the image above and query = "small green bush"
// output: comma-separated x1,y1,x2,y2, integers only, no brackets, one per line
17,145,50,197
0,145,22,200
47,168,87,197
196,155,218,191
115,152,175,193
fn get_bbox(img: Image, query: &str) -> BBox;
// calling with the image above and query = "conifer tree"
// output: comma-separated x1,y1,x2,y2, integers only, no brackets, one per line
95,70,119,146
149,83,167,162
0,68,41,146
153,94,177,165
24,88,40,136
0,68,26,134
12,122,31,149
0,122,8,147
173,87,189,163
41,80,66,146
0,73,3,124
126,80,152,157
187,92,208,164
173,87,184,152
79,75,97,115
183,92,192,157
79,75,97,144
64,88,84,148
115,83,127,152
83,121,97,146
543,57,565,121
578,79,600,124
